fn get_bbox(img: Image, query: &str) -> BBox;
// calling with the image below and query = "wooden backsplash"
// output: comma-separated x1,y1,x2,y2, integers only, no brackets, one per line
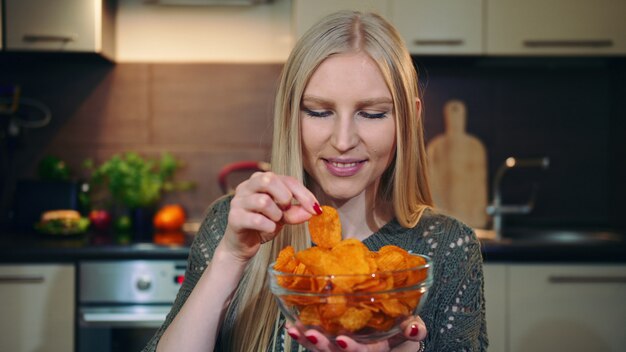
0,55,282,221
1,55,625,229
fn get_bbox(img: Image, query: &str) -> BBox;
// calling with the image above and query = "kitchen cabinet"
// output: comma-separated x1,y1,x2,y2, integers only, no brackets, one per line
0,1,3,50
508,264,626,352
486,0,626,55
389,0,483,55
0,264,75,352
292,0,389,39
4,0,115,59
484,263,626,352
483,264,506,352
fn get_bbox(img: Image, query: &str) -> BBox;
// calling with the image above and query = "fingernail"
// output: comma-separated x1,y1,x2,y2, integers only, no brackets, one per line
280,203,291,211
410,323,419,337
306,335,318,344
313,203,323,215
336,339,348,349
288,331,299,340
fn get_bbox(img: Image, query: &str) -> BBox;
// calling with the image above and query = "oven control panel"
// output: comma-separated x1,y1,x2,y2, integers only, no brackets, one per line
79,260,187,304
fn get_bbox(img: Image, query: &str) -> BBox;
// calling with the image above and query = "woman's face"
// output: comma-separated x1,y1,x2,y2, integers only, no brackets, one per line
300,52,396,201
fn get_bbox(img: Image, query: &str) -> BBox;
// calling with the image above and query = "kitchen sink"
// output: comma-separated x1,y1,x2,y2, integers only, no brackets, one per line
500,228,625,244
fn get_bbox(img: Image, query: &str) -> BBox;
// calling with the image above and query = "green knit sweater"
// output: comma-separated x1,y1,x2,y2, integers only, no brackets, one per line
143,196,488,351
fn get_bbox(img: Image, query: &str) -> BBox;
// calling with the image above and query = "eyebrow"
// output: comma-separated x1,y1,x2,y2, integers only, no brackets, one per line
302,95,393,106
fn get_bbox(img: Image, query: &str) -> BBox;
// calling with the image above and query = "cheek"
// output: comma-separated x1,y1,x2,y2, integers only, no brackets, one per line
370,123,396,160
300,120,323,167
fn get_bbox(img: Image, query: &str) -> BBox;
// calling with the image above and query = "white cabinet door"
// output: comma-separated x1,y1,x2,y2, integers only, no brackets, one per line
0,264,75,352
292,0,390,40
486,0,626,55
483,264,507,352
5,0,104,53
390,0,483,55
508,264,626,352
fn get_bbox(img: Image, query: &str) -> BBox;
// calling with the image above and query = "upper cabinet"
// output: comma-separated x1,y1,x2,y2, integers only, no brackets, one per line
293,0,626,56
486,0,626,56
0,1,3,50
292,0,389,39
390,0,483,55
4,0,115,59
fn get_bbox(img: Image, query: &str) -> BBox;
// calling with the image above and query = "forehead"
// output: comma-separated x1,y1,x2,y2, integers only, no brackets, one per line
304,52,391,100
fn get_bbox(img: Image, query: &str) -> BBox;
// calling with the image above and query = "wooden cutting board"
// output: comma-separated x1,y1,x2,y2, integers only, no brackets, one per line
426,100,488,229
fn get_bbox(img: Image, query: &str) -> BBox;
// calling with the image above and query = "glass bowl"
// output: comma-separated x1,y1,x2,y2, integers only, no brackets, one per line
268,254,432,344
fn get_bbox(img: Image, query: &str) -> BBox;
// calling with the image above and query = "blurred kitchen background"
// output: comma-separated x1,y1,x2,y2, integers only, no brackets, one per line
0,1,625,352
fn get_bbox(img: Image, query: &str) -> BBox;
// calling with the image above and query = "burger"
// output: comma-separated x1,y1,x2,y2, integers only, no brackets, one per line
35,210,90,235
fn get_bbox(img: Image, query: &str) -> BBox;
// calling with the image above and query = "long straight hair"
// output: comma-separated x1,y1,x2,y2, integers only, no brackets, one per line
223,10,433,352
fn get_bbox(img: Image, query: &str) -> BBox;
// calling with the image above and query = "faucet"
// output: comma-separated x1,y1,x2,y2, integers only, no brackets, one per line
486,157,550,239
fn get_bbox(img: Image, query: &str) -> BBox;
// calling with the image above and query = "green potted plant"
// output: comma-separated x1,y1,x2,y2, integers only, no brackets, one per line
84,152,194,240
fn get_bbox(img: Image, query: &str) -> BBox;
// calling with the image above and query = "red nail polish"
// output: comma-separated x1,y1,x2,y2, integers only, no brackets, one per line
306,335,318,344
336,339,348,349
288,331,299,340
313,203,323,215
410,323,419,337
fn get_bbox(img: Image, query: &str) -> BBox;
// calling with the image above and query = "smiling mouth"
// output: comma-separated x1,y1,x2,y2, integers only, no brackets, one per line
330,161,361,168
322,159,366,177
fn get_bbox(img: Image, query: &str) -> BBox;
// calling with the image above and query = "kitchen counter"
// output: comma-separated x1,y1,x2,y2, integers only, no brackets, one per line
1,229,625,263
0,231,191,262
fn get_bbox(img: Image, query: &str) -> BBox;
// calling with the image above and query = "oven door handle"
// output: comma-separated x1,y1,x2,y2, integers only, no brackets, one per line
80,311,168,328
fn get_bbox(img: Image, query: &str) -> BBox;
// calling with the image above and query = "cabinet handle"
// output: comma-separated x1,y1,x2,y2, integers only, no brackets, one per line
413,39,464,46
22,34,76,43
548,275,626,284
523,39,613,48
0,275,45,284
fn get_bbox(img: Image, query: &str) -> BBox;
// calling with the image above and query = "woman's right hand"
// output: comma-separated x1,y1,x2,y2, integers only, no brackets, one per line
221,171,320,261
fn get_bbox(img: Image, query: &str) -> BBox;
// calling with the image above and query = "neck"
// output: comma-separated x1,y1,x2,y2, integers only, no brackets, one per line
315,187,393,241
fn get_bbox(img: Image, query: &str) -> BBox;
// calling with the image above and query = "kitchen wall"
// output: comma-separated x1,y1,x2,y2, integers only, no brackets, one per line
0,0,624,230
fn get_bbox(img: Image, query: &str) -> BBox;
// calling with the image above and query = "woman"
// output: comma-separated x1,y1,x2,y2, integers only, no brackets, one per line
145,10,487,352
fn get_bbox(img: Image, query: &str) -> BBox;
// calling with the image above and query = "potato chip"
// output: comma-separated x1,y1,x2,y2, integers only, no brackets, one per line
300,305,322,326
339,307,373,332
308,205,342,249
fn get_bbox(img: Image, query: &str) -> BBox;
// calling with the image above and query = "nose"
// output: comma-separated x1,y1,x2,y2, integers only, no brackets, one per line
330,113,359,152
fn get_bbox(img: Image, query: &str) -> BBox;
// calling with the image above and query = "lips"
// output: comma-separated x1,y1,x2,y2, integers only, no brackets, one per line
323,158,366,177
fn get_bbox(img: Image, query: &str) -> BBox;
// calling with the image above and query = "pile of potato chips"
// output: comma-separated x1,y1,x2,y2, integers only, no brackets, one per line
272,206,429,335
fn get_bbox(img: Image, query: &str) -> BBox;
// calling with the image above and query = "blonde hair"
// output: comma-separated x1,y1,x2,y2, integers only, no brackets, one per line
224,10,433,352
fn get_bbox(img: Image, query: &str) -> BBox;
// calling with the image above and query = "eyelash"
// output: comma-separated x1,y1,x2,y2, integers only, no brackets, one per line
302,108,388,119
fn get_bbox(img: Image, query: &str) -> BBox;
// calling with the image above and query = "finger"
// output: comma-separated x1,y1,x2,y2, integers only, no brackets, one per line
402,316,427,341
280,175,320,215
236,172,294,210
285,326,332,352
236,193,283,223
227,207,278,234
281,205,315,225
333,336,386,352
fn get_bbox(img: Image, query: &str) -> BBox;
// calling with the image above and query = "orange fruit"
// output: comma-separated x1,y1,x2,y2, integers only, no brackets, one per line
153,204,186,231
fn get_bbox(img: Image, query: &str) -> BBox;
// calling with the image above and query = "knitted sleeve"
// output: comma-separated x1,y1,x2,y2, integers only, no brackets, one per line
420,218,488,352
359,212,488,351
141,196,232,352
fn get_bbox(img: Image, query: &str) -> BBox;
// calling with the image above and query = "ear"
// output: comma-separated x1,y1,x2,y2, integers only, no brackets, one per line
415,97,422,117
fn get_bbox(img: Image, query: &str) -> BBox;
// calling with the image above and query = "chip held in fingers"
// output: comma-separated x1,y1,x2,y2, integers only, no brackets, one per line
307,205,342,249
270,205,432,342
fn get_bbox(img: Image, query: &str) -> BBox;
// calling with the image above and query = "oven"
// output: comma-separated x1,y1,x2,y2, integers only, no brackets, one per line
77,260,186,352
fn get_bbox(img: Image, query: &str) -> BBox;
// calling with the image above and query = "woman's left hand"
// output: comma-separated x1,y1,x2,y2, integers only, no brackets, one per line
285,316,427,352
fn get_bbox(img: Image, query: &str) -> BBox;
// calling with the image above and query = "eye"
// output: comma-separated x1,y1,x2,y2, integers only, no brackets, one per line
358,111,388,119
303,107,332,118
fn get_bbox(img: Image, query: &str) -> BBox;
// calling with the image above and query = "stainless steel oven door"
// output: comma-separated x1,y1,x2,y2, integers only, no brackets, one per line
78,305,170,352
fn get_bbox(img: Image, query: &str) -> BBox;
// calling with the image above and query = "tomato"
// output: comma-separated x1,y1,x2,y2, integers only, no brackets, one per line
89,209,112,232
153,204,186,231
